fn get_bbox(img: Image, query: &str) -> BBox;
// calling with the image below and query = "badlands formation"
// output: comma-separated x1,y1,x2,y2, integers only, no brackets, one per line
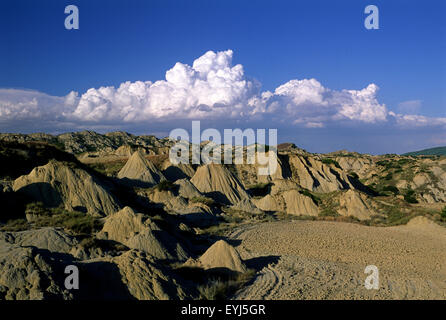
0,131,445,300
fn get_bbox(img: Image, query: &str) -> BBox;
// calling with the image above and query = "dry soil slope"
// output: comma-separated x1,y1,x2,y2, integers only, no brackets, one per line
13,160,120,216
230,218,446,299
190,164,249,204
185,240,247,273
117,151,165,185
98,206,188,261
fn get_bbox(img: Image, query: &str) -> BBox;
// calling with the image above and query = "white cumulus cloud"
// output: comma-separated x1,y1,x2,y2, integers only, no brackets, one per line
0,49,443,132
70,50,259,122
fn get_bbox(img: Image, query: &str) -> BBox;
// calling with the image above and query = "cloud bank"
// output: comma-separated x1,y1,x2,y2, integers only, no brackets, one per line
0,49,445,152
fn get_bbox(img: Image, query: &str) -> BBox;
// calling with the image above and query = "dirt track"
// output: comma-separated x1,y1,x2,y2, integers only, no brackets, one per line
229,218,446,299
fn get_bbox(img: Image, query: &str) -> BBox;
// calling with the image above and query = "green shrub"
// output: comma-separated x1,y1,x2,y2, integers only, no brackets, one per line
381,185,399,195
59,212,102,234
197,269,256,300
365,184,383,196
404,189,418,204
441,206,446,222
25,202,50,216
156,180,174,192
397,158,413,166
79,237,128,252
1,219,29,231
34,210,102,234
386,208,411,226
384,172,393,181
190,196,215,206
319,208,339,217
87,161,125,177
321,158,341,169
299,189,321,205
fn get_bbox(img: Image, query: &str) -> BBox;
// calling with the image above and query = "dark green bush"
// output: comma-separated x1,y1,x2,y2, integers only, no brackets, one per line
157,180,174,191
299,189,321,205
440,206,446,222
321,158,341,169
381,185,399,195
1,219,29,231
384,172,393,180
190,196,215,206
386,208,410,225
31,210,102,234
404,189,418,204
25,202,50,216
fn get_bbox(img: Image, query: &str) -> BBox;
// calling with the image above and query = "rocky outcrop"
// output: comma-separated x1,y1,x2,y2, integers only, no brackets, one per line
173,179,202,199
230,198,263,214
185,240,247,273
0,227,77,253
288,155,353,192
252,194,281,212
252,181,319,216
190,164,249,205
98,207,188,261
113,250,189,299
281,190,319,216
0,240,72,300
117,151,165,185
233,151,286,187
13,160,120,216
337,190,376,220
161,159,196,181
335,156,374,178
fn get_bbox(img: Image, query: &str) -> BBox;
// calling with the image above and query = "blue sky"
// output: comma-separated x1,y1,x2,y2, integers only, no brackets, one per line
0,0,445,154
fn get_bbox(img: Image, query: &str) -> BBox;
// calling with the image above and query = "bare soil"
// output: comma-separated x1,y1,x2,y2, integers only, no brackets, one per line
229,218,446,299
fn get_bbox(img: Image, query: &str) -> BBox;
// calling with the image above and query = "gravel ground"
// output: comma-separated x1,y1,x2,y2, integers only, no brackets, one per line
229,218,446,299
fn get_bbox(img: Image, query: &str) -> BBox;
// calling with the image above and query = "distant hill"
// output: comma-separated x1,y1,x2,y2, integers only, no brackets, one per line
403,146,446,156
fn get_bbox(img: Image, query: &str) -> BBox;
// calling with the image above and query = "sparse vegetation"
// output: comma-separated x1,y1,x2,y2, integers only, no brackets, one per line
404,189,418,204
0,218,29,232
384,172,393,180
87,160,126,177
381,185,399,195
440,206,446,222
25,202,50,216
190,196,215,206
156,180,175,192
319,208,339,217
79,237,128,252
385,207,412,226
2,204,103,234
0,131,445,300
299,189,321,205
198,269,256,300
34,210,102,234
321,158,341,169
246,182,271,197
